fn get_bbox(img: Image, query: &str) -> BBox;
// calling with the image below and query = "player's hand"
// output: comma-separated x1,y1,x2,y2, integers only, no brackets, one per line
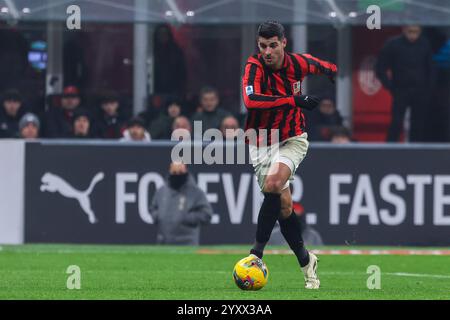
294,95,320,110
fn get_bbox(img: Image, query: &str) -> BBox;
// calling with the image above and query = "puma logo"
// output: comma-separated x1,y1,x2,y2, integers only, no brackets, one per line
40,172,104,224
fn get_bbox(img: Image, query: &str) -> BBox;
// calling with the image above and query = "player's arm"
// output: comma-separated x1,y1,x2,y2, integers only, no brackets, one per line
375,42,394,90
298,54,338,82
182,191,213,227
149,189,160,224
242,63,316,110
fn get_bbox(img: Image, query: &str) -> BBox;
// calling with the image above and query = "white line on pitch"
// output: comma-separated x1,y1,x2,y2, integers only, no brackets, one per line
321,271,450,279
78,270,450,279
177,271,450,279
385,272,450,279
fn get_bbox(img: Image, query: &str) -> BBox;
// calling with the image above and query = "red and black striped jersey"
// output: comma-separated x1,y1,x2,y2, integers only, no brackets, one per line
242,52,337,145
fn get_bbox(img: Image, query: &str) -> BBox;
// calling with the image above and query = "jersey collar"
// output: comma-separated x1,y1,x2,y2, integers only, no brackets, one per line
280,52,290,69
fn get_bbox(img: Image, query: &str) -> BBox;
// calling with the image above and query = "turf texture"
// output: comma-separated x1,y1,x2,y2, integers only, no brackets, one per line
0,244,449,300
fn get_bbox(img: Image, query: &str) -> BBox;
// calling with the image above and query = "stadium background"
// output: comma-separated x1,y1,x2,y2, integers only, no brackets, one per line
1,1,450,246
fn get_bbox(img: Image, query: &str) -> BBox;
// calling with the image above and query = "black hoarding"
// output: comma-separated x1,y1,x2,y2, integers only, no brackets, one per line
25,141,450,245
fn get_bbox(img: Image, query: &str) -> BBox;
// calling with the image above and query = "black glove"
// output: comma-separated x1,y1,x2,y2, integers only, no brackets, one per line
294,95,320,110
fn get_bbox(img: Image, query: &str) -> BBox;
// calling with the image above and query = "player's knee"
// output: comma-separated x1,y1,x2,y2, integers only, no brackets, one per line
263,178,285,193
279,204,292,219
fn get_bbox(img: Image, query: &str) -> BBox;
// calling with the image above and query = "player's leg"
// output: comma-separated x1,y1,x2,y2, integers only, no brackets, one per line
386,91,408,142
249,162,292,259
274,133,319,288
278,187,320,289
409,92,427,142
278,188,309,266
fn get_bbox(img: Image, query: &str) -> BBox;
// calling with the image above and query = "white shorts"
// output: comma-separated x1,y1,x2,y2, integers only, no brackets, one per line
249,133,309,191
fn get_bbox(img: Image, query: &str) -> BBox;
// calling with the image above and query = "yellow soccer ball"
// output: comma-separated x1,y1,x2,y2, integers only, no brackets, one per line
232,256,269,291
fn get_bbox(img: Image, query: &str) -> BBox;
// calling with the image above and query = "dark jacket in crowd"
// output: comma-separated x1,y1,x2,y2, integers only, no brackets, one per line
150,173,213,245
95,113,126,139
0,104,28,138
153,24,187,96
69,133,94,139
306,109,343,141
149,113,174,140
375,35,435,91
191,108,231,138
44,107,79,138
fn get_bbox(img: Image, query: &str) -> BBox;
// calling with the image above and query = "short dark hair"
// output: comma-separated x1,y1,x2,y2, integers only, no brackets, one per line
72,109,91,124
127,116,145,128
199,86,219,99
100,92,120,105
257,20,285,40
2,89,22,102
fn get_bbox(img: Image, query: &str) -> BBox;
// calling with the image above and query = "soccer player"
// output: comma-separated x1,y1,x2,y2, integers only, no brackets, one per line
241,21,337,289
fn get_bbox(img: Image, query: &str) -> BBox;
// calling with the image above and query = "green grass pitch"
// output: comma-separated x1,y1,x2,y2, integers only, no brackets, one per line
1,244,449,300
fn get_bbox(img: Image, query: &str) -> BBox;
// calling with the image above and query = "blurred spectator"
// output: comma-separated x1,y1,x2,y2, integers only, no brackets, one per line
0,89,28,138
375,25,435,142
330,126,352,144
171,116,192,140
45,85,82,138
153,24,187,98
306,98,343,141
19,113,40,139
220,115,240,140
70,109,94,139
121,117,151,142
191,86,231,138
149,100,182,139
95,93,126,139
150,161,213,245
138,94,168,127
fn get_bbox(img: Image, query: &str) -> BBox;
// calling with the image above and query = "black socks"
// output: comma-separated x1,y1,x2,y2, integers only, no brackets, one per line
250,194,310,268
250,192,281,259
279,212,310,267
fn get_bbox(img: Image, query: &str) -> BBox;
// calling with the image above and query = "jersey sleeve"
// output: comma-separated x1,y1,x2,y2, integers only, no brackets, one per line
242,62,296,110
297,53,337,77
